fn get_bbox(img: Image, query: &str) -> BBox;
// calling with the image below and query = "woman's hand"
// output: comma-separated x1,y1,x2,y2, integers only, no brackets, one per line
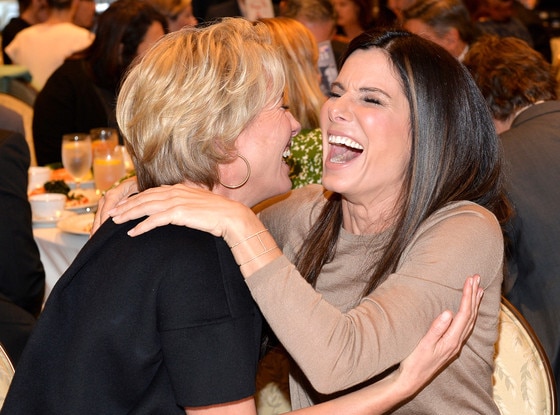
92,177,139,234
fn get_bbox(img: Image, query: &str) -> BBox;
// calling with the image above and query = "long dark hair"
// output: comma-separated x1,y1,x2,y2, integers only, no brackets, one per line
73,0,167,93
294,29,511,297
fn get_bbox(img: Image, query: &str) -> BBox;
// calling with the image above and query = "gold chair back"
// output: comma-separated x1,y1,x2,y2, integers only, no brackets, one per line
0,343,14,409
493,297,557,415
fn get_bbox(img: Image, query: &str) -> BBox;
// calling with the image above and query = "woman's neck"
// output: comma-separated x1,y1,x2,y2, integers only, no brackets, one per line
340,196,398,235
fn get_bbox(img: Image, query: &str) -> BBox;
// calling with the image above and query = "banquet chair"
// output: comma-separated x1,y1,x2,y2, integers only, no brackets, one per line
0,93,37,166
493,297,557,415
0,343,14,409
5,78,37,107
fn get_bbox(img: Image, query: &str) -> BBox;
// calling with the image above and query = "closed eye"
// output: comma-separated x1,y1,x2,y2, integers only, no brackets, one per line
364,97,382,105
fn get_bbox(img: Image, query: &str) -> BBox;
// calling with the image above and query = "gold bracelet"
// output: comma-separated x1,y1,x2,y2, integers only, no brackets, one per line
239,246,279,267
229,229,269,249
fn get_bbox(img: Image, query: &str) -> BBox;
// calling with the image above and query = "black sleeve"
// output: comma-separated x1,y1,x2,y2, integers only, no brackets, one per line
157,236,262,408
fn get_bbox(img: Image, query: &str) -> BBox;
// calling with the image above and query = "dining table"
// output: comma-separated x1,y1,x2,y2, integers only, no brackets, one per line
31,180,98,302
33,224,89,301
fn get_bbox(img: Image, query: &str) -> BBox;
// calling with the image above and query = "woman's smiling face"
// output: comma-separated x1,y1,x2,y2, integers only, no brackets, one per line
320,48,412,206
219,97,301,207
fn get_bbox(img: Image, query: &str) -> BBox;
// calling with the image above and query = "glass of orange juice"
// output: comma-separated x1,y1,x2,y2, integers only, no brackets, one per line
90,127,118,154
93,145,125,193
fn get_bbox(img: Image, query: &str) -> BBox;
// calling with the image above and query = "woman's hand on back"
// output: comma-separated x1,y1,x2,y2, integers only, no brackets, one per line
107,183,262,246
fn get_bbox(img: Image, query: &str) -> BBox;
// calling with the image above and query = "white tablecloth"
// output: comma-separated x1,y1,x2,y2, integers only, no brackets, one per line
33,226,88,301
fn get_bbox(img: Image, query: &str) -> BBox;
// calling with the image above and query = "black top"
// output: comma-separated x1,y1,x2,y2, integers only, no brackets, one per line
2,218,262,413
1,17,30,65
0,130,45,317
33,59,113,165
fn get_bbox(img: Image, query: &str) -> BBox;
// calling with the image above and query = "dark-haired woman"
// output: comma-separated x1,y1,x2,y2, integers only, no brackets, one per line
32,0,166,165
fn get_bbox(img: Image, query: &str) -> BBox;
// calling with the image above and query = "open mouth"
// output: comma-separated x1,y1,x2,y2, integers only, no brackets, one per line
282,140,292,161
328,135,364,163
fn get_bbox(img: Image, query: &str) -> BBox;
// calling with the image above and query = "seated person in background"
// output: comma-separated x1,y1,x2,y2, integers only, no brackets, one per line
463,34,560,404
72,0,96,30
145,0,198,32
0,129,45,366
5,0,95,91
387,0,417,22
512,0,552,61
3,19,484,414
402,0,481,61
1,0,50,65
32,0,166,166
280,0,347,94
371,0,399,28
468,0,533,47
332,0,375,42
205,0,276,21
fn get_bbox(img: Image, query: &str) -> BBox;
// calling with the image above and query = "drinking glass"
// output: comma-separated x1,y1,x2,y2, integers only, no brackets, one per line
61,133,92,189
93,145,126,193
90,127,119,153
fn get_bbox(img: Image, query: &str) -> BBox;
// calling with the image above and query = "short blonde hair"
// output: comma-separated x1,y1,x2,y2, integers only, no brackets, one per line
117,18,286,191
259,17,325,129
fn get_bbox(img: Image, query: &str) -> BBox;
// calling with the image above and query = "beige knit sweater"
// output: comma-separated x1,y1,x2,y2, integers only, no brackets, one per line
248,185,502,414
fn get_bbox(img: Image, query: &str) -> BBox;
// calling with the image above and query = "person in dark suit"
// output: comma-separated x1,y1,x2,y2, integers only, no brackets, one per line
464,35,560,406
0,129,45,366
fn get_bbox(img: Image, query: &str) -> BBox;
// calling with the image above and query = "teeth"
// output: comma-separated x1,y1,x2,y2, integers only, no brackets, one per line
282,140,292,159
328,135,364,150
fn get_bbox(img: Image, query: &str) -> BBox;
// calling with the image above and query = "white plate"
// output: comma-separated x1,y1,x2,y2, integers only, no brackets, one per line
57,213,95,236
65,189,100,213
33,210,76,228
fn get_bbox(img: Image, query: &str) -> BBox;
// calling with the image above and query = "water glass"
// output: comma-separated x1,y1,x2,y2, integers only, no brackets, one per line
61,133,92,189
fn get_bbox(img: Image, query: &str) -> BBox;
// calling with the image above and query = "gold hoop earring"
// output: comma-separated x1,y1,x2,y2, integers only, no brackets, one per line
219,154,251,189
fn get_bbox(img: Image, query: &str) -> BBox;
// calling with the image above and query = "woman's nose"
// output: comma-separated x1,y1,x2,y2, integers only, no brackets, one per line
288,111,302,137
328,99,351,123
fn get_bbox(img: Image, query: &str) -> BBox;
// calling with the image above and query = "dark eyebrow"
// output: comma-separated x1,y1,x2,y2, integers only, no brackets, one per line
359,87,391,99
331,81,391,99
331,81,344,91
